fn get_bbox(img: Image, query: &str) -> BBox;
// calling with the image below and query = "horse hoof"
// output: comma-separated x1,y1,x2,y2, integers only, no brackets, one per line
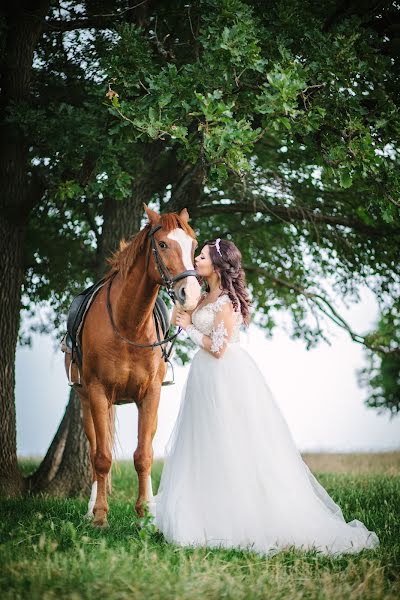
92,518,109,529
84,511,94,521
92,509,109,528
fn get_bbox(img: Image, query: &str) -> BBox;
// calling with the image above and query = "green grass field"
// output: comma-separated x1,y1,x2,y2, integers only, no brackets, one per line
1,454,399,599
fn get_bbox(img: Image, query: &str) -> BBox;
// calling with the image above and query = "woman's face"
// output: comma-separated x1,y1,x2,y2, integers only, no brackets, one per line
194,244,214,277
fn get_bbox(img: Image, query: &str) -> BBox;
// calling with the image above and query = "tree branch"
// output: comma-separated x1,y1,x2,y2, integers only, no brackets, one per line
244,263,397,355
192,200,397,237
44,0,149,32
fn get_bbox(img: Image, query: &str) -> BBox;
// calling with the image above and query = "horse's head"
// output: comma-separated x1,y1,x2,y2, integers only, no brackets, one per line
143,204,202,310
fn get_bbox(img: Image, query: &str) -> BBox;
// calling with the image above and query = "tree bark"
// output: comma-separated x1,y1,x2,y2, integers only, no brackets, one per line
26,388,92,497
99,140,169,268
168,161,204,214
0,1,50,496
0,218,26,495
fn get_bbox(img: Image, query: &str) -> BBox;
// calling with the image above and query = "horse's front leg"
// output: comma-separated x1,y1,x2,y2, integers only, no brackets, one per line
79,393,97,519
134,384,161,518
88,382,113,528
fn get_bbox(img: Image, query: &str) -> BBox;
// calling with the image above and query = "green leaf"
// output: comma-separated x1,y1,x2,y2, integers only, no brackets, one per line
148,107,156,122
111,95,120,108
381,206,394,224
279,117,291,130
339,169,353,188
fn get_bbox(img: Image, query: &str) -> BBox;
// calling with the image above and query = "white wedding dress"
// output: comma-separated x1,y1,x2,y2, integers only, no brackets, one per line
148,293,380,557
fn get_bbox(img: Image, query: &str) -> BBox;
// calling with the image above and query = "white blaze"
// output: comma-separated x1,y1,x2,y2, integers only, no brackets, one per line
167,228,201,308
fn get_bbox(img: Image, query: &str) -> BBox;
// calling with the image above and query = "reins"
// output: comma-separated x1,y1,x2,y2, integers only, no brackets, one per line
105,224,199,364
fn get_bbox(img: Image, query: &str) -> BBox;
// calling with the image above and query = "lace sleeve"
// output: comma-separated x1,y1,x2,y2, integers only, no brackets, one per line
209,296,236,358
186,323,204,348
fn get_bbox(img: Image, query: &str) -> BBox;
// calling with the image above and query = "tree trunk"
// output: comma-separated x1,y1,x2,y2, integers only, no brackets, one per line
99,140,168,266
0,218,26,495
0,1,50,496
27,388,92,497
168,161,204,214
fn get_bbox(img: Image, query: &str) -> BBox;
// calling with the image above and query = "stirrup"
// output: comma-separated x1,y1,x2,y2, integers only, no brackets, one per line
68,357,81,387
162,359,175,386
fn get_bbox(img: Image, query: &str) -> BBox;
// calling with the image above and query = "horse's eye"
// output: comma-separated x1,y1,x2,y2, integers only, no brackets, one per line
159,241,168,249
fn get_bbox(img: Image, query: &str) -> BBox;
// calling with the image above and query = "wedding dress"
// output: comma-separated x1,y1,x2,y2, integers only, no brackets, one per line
148,292,380,557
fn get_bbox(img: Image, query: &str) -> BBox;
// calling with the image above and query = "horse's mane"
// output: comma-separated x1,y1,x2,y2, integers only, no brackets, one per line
104,212,197,280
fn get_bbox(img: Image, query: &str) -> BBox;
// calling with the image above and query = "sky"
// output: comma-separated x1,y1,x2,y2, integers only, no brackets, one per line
16,284,400,460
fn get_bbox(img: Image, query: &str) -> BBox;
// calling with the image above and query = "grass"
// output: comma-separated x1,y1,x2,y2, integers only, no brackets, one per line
1,453,399,599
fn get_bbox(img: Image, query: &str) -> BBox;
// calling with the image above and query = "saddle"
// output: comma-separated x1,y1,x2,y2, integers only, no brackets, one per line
61,277,172,385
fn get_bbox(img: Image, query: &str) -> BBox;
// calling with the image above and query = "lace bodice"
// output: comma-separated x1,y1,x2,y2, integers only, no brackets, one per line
192,292,242,343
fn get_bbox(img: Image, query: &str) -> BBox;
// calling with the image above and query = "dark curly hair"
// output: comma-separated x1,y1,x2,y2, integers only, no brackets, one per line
198,238,253,327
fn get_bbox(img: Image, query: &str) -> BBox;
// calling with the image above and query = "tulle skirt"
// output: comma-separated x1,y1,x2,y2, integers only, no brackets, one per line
148,343,380,557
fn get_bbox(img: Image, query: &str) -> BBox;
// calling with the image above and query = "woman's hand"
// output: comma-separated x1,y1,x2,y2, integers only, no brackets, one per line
175,307,192,330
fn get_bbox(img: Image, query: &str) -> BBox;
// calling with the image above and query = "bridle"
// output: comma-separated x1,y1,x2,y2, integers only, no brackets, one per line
105,224,199,378
144,224,199,300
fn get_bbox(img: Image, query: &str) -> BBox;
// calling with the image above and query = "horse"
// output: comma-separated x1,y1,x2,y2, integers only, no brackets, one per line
63,204,201,528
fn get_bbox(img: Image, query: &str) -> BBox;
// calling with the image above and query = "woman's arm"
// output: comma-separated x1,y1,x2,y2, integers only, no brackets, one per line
186,299,236,359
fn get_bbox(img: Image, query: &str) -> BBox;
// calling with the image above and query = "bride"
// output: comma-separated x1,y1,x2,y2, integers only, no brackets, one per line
148,237,380,557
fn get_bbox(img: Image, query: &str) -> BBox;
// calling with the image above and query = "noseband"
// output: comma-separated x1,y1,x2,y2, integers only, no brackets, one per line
106,224,199,362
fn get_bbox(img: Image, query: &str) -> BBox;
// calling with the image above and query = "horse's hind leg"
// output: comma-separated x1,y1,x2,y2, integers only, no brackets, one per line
79,393,97,519
88,383,112,528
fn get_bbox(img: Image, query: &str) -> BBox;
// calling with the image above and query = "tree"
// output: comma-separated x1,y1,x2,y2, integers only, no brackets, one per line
1,0,399,498
26,388,92,496
0,0,51,496
357,301,400,416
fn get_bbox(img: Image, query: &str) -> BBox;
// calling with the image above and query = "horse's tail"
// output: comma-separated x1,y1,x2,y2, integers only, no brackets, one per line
107,404,117,495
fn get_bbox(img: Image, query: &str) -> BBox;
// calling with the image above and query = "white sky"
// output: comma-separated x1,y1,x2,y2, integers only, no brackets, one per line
16,284,400,460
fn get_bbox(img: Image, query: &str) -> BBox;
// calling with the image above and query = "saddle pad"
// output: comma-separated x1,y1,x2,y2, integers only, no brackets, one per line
67,278,107,345
65,277,171,368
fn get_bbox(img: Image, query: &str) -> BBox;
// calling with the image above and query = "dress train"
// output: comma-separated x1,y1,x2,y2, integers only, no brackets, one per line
148,343,380,557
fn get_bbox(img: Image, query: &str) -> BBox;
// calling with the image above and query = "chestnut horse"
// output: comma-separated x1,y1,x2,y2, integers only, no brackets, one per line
64,204,201,527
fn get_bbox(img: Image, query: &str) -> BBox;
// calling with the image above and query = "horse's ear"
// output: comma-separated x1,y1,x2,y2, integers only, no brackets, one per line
179,207,190,224
143,202,160,225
